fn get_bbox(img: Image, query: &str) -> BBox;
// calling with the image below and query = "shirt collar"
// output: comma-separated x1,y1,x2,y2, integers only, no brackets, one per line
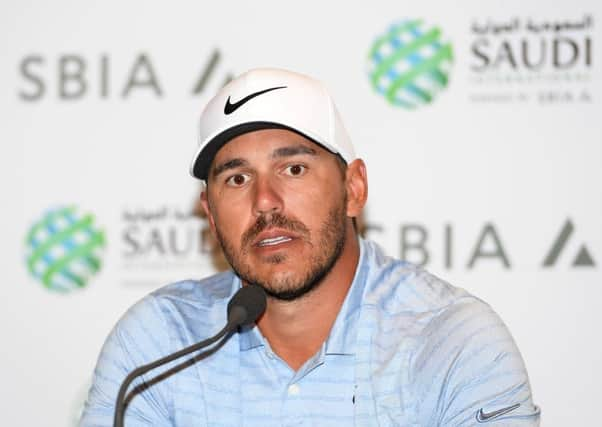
324,237,368,355
238,238,370,354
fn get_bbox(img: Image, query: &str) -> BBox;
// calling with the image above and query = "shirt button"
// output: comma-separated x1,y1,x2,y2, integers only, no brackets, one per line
287,383,300,396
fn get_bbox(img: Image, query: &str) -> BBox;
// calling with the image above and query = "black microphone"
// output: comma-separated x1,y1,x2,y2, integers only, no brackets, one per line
227,283,267,327
113,285,267,427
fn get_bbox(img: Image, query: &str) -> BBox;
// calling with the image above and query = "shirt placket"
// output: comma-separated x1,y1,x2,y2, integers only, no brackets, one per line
265,346,325,427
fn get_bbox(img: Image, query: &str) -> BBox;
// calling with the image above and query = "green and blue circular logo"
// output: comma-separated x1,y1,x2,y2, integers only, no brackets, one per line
368,19,453,109
25,206,105,293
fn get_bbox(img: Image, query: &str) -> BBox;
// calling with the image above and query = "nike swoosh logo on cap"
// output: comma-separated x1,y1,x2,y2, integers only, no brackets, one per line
223,86,287,115
476,403,520,423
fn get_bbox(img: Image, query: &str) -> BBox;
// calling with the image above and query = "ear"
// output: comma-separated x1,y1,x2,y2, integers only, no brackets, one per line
345,159,368,217
200,190,218,238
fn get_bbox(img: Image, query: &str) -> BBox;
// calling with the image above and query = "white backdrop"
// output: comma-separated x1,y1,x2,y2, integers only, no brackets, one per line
1,1,601,425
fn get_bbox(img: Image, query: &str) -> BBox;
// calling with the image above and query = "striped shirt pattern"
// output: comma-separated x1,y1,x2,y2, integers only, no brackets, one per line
80,239,540,426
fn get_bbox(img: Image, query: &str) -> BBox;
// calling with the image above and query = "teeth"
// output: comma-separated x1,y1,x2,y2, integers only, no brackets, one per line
258,236,292,247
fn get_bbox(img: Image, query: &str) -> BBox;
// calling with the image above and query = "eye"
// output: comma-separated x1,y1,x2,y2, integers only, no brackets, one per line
225,173,250,187
284,164,307,177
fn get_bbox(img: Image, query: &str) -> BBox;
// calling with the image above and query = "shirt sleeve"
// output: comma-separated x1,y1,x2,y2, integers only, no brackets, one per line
79,295,174,427
412,297,541,426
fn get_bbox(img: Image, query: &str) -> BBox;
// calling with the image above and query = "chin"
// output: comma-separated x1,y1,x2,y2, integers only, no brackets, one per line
260,266,301,286
256,268,311,297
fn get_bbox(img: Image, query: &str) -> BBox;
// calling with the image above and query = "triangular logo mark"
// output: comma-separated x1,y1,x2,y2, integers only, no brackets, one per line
573,245,595,267
542,219,596,268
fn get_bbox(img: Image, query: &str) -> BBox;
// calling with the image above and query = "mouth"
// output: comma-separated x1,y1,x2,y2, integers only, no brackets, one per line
257,236,293,247
252,229,298,249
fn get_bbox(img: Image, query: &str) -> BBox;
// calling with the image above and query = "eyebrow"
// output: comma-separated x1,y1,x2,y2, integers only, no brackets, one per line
270,145,318,159
211,158,249,179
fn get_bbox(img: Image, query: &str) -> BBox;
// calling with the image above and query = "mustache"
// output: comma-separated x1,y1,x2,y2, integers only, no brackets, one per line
242,213,309,247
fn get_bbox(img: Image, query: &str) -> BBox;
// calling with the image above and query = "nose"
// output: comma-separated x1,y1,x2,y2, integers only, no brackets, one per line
252,175,283,217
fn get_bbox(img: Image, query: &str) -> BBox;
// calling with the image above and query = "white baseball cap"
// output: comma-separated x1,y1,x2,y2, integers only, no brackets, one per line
189,67,356,181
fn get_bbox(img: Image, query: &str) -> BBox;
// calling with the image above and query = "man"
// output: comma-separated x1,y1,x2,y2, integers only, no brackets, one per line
80,68,540,426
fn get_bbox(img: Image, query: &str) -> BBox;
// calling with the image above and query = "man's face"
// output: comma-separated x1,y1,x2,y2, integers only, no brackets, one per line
201,128,349,301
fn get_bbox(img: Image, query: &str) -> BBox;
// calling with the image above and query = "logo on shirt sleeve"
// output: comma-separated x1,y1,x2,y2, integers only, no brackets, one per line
476,403,520,423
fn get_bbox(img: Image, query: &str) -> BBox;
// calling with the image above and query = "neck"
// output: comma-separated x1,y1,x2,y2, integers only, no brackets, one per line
255,226,360,371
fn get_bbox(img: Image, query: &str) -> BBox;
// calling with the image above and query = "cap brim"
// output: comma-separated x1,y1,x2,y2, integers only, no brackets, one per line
191,121,339,181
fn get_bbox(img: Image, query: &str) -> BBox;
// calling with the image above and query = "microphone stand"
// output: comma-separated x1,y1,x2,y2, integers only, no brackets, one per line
112,286,266,427
114,315,241,427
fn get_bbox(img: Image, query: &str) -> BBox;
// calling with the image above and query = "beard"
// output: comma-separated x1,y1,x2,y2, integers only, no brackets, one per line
214,194,348,301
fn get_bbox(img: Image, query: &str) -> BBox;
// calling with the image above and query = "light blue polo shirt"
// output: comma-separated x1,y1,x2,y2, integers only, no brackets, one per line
80,239,540,426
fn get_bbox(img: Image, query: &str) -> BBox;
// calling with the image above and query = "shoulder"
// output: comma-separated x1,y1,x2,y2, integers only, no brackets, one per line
110,271,238,353
358,240,539,423
81,275,240,426
150,270,238,309
115,271,237,322
360,239,475,318
361,239,511,350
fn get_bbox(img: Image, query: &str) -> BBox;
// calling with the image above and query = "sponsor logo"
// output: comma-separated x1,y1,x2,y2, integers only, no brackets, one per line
468,15,594,105
476,403,521,423
364,218,597,270
17,48,232,101
224,86,287,114
542,219,595,267
25,206,105,292
367,19,453,109
119,205,217,287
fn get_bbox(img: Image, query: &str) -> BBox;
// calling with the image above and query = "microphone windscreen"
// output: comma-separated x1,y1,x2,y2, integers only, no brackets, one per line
227,285,267,327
